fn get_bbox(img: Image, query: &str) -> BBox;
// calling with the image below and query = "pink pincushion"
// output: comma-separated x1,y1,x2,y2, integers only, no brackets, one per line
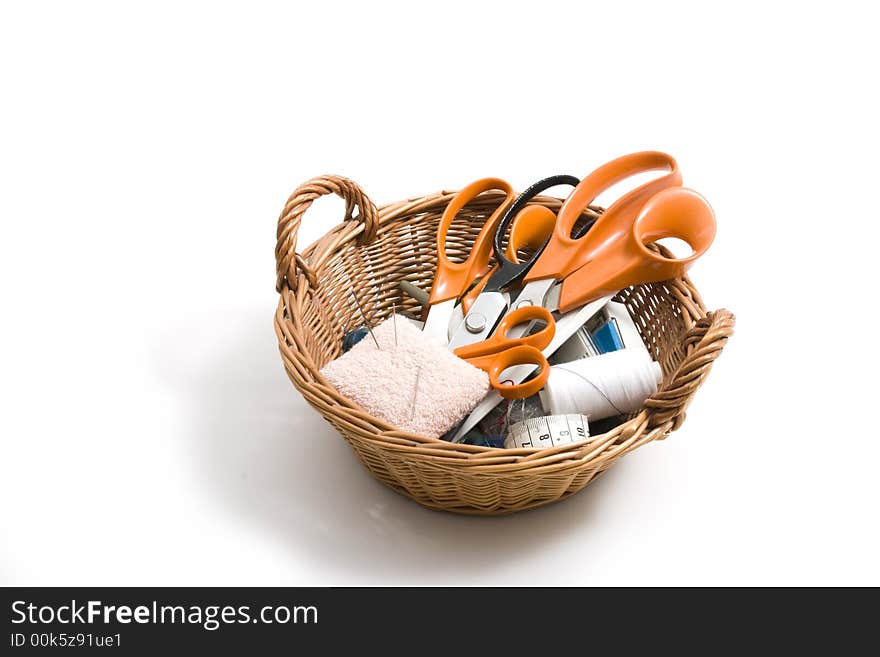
320,315,490,438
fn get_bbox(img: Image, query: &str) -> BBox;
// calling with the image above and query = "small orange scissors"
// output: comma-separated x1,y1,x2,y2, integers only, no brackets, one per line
453,305,556,399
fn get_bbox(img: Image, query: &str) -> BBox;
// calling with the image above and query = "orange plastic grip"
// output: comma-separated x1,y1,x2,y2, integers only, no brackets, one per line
557,187,716,312
427,178,514,305
525,151,682,285
453,306,555,399
460,204,557,313
467,345,550,400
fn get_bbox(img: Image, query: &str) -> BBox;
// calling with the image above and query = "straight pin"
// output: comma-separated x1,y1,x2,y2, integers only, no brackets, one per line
351,293,380,350
410,365,423,420
392,304,398,348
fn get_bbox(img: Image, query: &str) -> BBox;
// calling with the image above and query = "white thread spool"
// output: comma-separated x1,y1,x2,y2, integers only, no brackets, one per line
539,348,662,420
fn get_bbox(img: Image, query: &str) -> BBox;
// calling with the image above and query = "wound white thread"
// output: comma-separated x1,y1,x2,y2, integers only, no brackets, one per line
538,348,662,421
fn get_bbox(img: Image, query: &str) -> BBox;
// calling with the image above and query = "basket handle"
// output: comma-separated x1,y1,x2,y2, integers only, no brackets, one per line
275,175,378,291
644,308,735,431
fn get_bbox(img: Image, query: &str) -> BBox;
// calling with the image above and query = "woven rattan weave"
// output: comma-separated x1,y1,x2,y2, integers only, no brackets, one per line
274,175,734,515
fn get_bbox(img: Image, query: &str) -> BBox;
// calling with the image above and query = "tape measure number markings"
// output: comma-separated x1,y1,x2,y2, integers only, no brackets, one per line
504,414,590,450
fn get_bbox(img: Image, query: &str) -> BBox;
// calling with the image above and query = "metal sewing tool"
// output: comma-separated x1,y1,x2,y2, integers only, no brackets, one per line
350,292,380,349
410,365,422,419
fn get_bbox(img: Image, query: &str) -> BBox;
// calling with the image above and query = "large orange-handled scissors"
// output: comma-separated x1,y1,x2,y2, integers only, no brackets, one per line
453,305,555,399
518,151,716,314
448,152,716,350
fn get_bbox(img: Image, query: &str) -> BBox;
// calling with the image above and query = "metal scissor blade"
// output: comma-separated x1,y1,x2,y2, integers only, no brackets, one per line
549,294,615,352
508,278,556,311
446,291,509,351
542,283,562,313
446,277,554,350
490,278,557,342
422,298,456,344
447,303,465,342
450,294,614,442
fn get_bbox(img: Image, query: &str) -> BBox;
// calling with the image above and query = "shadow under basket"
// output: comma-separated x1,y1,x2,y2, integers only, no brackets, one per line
274,175,735,515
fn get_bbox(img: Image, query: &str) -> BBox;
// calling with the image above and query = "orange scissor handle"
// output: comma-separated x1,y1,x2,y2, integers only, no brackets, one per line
504,204,558,260
459,274,490,315
525,151,682,285
470,345,550,399
460,204,557,313
557,187,716,311
453,305,555,399
428,178,515,305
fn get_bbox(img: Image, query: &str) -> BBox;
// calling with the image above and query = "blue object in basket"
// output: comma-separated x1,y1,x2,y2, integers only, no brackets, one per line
342,327,370,352
591,318,624,354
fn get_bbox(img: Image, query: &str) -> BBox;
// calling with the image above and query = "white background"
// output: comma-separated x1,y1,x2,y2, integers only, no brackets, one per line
2,1,878,586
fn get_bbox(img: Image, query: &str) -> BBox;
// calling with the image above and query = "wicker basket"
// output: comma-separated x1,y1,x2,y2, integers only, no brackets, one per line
274,175,735,515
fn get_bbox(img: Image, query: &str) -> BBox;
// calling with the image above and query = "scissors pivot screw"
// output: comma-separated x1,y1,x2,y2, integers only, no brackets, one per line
465,312,488,334
515,299,536,309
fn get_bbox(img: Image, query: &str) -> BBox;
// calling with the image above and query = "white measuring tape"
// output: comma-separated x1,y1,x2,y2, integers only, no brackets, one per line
504,414,590,450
